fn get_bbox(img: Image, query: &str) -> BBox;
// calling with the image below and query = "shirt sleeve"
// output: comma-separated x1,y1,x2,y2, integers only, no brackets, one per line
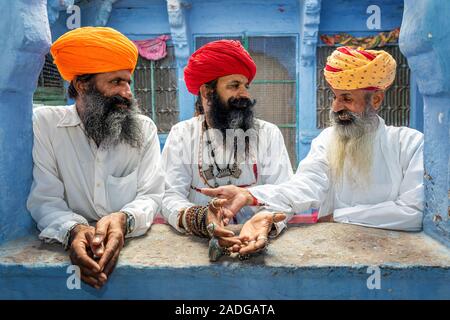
333,131,424,231
120,120,165,238
257,124,295,235
250,130,331,215
27,110,89,247
161,124,196,233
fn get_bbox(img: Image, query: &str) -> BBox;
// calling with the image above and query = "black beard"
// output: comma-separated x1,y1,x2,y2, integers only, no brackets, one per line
79,85,143,149
206,90,256,134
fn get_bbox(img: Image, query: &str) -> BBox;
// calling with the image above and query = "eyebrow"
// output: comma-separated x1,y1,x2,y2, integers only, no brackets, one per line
227,80,248,86
111,77,132,84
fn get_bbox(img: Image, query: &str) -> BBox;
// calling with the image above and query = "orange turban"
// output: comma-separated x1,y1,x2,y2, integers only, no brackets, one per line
184,40,257,95
50,27,138,81
324,47,396,90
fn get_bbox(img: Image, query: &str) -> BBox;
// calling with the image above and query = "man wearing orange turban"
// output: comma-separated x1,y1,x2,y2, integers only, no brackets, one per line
202,46,425,244
162,40,293,261
28,27,164,288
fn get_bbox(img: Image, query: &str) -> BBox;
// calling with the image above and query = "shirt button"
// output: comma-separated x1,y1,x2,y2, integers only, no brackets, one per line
96,183,100,188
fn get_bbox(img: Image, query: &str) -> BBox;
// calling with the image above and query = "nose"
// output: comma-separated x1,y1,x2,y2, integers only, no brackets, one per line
237,86,250,99
331,99,345,113
120,83,133,100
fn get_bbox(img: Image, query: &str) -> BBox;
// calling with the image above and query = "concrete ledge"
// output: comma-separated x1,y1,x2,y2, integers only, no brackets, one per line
0,223,449,299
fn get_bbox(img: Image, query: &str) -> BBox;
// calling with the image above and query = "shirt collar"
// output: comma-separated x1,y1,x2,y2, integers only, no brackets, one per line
57,104,82,127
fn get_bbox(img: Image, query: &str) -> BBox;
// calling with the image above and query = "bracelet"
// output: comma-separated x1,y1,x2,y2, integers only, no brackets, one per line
184,206,209,238
248,191,262,206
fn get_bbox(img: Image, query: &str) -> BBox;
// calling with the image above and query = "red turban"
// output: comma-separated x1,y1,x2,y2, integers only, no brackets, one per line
51,27,138,81
184,40,257,95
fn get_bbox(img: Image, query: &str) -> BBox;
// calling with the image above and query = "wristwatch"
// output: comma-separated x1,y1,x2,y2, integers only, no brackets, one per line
122,211,135,235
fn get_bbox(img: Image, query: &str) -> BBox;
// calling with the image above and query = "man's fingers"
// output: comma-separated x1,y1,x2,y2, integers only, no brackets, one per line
80,274,102,289
86,231,104,258
208,199,226,215
98,237,121,271
239,238,267,255
71,243,101,273
218,236,242,248
273,213,287,223
93,219,109,246
102,249,120,276
213,225,235,238
201,187,223,197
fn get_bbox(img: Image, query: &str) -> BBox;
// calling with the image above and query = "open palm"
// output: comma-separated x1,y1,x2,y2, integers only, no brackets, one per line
238,211,286,255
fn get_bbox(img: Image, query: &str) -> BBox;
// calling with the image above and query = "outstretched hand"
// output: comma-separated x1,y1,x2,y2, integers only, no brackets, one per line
201,185,253,223
238,212,286,255
206,199,242,251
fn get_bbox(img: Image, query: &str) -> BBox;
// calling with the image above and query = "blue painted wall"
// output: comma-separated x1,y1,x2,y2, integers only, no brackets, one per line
47,0,416,163
0,0,51,245
400,0,450,247
1,264,448,299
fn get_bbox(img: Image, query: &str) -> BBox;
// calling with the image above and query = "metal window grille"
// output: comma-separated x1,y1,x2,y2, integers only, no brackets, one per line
316,45,411,128
195,36,298,167
133,45,179,133
33,54,66,106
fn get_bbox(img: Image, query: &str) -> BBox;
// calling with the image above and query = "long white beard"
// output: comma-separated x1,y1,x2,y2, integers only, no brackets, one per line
327,105,379,189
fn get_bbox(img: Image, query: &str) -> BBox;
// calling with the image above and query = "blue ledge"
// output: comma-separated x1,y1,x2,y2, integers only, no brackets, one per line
0,224,449,299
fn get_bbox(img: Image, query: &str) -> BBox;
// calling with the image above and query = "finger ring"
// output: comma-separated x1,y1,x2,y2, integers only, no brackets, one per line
207,222,215,238
208,237,223,262
210,198,222,210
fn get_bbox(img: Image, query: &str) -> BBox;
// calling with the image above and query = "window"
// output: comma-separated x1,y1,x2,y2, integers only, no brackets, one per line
316,45,411,128
33,54,66,106
133,45,179,133
195,36,298,167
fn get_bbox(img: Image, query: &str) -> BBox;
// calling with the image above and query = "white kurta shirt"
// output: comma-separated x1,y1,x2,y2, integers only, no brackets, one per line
27,105,165,247
250,117,424,231
161,115,293,233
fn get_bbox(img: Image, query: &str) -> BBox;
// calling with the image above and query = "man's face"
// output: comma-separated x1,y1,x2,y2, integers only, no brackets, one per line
93,69,133,106
77,69,143,149
215,74,251,103
330,89,369,124
203,74,256,132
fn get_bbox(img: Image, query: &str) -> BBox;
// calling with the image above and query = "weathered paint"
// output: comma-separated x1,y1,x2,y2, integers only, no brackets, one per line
399,0,450,247
0,0,51,245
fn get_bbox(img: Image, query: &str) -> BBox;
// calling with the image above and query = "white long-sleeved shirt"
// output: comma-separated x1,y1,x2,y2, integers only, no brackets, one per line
27,105,165,247
250,117,424,231
161,115,293,233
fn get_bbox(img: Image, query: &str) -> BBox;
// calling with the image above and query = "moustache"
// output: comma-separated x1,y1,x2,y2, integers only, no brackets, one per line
227,97,256,109
105,95,133,111
332,110,358,125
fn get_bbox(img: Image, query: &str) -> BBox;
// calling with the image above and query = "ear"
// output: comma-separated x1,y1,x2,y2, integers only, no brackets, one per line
371,90,385,110
199,84,210,100
73,77,89,97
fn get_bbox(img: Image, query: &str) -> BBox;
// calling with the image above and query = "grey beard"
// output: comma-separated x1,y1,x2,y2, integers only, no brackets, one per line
329,103,379,140
327,103,380,187
80,88,143,150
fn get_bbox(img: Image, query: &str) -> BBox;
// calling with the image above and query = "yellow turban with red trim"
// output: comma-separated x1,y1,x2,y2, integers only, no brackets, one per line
324,46,396,90
50,27,138,81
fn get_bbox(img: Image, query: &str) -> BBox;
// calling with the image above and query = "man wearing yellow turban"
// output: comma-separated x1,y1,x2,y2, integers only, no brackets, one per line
27,27,164,288
202,46,425,249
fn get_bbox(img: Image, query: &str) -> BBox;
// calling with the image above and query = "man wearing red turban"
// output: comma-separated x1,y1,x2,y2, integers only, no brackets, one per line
161,40,293,261
28,27,164,288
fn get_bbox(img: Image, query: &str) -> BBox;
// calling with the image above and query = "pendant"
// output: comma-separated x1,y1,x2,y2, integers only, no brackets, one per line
231,163,242,179
202,165,215,180
216,168,232,178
